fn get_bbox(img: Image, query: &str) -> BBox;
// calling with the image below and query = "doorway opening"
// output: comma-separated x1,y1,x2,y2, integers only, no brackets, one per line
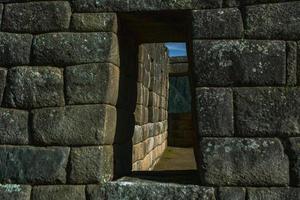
114,11,198,184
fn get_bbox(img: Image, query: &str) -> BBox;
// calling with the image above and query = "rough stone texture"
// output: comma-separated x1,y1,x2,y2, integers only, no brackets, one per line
196,88,233,137
248,187,300,200
218,187,246,200
69,146,113,184
168,63,189,75
71,0,130,12
0,33,32,66
32,185,86,200
32,32,119,66
71,13,117,32
289,137,300,186
129,0,192,11
235,87,300,136
0,184,31,200
192,0,222,9
244,2,300,40
0,68,7,104
4,67,64,109
0,146,69,184
87,178,216,200
0,108,28,144
192,8,243,39
169,76,191,113
2,2,72,33
193,40,286,86
32,105,116,145
199,138,289,186
287,42,297,86
65,63,119,105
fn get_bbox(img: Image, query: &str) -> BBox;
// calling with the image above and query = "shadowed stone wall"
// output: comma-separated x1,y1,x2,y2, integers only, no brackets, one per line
0,0,299,199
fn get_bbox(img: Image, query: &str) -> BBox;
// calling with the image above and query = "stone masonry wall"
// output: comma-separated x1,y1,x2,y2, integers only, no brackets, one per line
0,0,300,199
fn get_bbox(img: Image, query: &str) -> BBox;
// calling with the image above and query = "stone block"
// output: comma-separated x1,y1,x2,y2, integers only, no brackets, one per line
192,0,222,9
0,33,32,66
289,137,300,186
199,138,289,186
65,63,119,105
0,185,31,200
245,2,300,40
32,104,116,145
218,187,246,200
0,108,28,144
248,187,300,200
32,32,119,66
287,42,297,86
4,66,64,109
69,146,113,184
3,2,71,33
32,185,86,200
235,87,300,136
196,88,233,137
193,40,286,86
71,13,117,32
0,68,7,104
71,0,129,12
169,62,189,75
132,125,143,144
129,0,192,11
87,179,216,200
0,146,69,184
192,8,243,39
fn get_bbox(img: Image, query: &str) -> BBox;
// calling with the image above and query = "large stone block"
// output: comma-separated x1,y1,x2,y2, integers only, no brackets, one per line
0,146,69,184
87,178,216,200
235,87,300,136
192,8,243,39
196,88,233,137
32,105,116,145
71,0,129,12
199,138,289,186
0,68,7,104
193,40,286,86
2,2,71,33
4,67,64,109
65,63,119,105
245,2,300,39
0,109,28,144
69,146,113,184
71,13,117,32
32,185,86,200
32,32,119,66
218,187,246,200
0,33,32,66
289,137,300,186
129,0,192,11
248,187,300,200
0,185,31,200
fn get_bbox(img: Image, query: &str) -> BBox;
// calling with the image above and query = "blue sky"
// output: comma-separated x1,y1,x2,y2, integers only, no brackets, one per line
165,43,187,57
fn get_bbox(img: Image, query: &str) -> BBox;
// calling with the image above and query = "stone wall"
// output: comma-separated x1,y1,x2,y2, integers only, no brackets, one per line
0,0,300,199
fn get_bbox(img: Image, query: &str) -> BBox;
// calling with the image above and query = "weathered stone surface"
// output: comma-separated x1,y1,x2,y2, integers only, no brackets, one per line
87,178,216,200
65,63,119,105
0,33,32,66
196,88,233,137
235,87,300,136
71,0,129,12
0,146,69,184
70,146,113,184
32,105,116,145
223,0,239,7
169,56,188,64
192,8,243,39
4,67,64,109
129,0,192,11
245,2,300,39
32,32,119,66
193,40,286,86
287,42,297,86
218,187,246,200
169,63,189,75
248,187,300,200
0,109,28,144
0,68,7,104
32,185,86,200
2,2,71,33
199,138,289,186
289,138,300,186
192,0,222,9
71,13,117,32
0,184,31,200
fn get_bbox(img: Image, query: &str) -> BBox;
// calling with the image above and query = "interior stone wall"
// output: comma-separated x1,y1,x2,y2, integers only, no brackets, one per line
0,0,299,200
